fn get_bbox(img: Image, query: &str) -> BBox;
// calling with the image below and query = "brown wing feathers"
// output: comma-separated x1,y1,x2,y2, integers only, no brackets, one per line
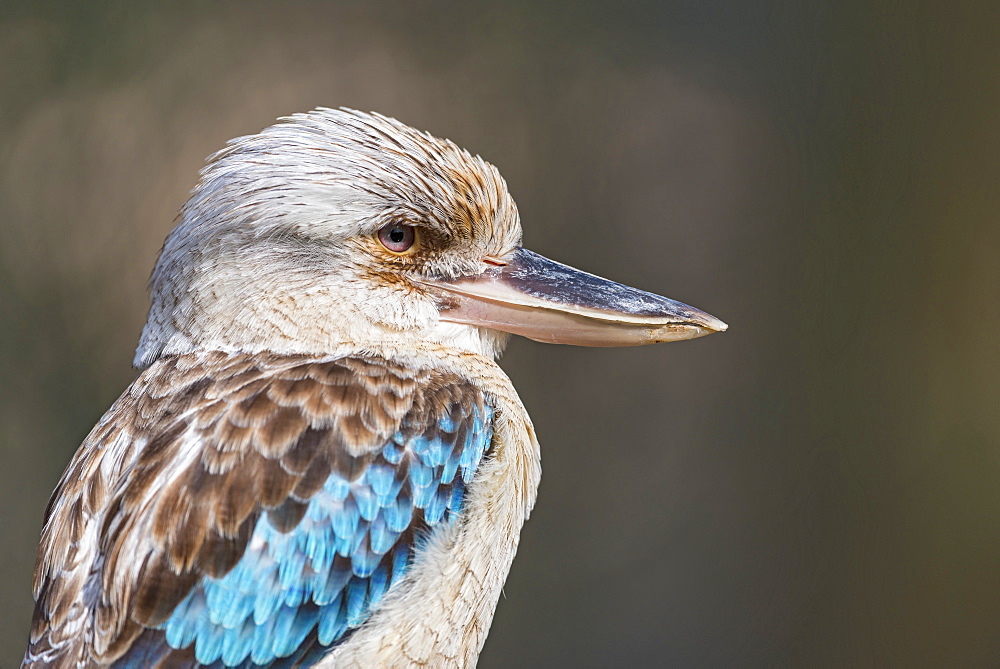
26,352,484,667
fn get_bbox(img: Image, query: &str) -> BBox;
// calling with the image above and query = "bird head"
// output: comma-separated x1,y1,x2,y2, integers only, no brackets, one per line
135,108,725,367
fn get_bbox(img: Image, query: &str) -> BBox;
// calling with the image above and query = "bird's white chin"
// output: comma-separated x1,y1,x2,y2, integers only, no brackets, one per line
428,321,511,360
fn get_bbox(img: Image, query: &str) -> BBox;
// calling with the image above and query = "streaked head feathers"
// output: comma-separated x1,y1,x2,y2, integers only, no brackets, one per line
138,109,522,367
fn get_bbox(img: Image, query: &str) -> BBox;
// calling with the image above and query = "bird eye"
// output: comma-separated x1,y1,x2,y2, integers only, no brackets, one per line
377,222,417,254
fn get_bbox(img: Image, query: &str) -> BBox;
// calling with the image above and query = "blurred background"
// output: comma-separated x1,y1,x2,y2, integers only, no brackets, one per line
2,1,999,666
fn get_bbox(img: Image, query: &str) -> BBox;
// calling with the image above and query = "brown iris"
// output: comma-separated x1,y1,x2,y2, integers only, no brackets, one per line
377,222,417,254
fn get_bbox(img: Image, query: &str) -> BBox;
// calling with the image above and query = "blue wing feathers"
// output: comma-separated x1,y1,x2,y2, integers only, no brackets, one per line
367,462,398,498
367,562,390,604
449,479,467,514
317,598,347,646
369,516,396,555
409,458,434,488
382,440,403,464
195,622,225,666
441,452,460,485
353,486,380,522
383,495,413,533
221,616,254,666
164,590,207,649
424,487,448,524
412,479,436,508
132,399,494,667
345,579,368,627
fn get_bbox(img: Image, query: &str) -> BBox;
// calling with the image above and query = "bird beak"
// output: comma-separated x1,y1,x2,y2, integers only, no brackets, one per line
416,248,727,346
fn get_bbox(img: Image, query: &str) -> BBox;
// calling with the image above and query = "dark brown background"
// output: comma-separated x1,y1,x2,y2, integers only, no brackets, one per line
2,2,999,666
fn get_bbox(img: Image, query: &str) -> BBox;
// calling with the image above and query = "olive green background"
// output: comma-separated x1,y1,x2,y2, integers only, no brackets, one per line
2,2,999,666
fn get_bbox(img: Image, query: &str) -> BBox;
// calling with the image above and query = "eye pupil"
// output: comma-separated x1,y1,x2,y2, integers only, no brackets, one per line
389,227,405,243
